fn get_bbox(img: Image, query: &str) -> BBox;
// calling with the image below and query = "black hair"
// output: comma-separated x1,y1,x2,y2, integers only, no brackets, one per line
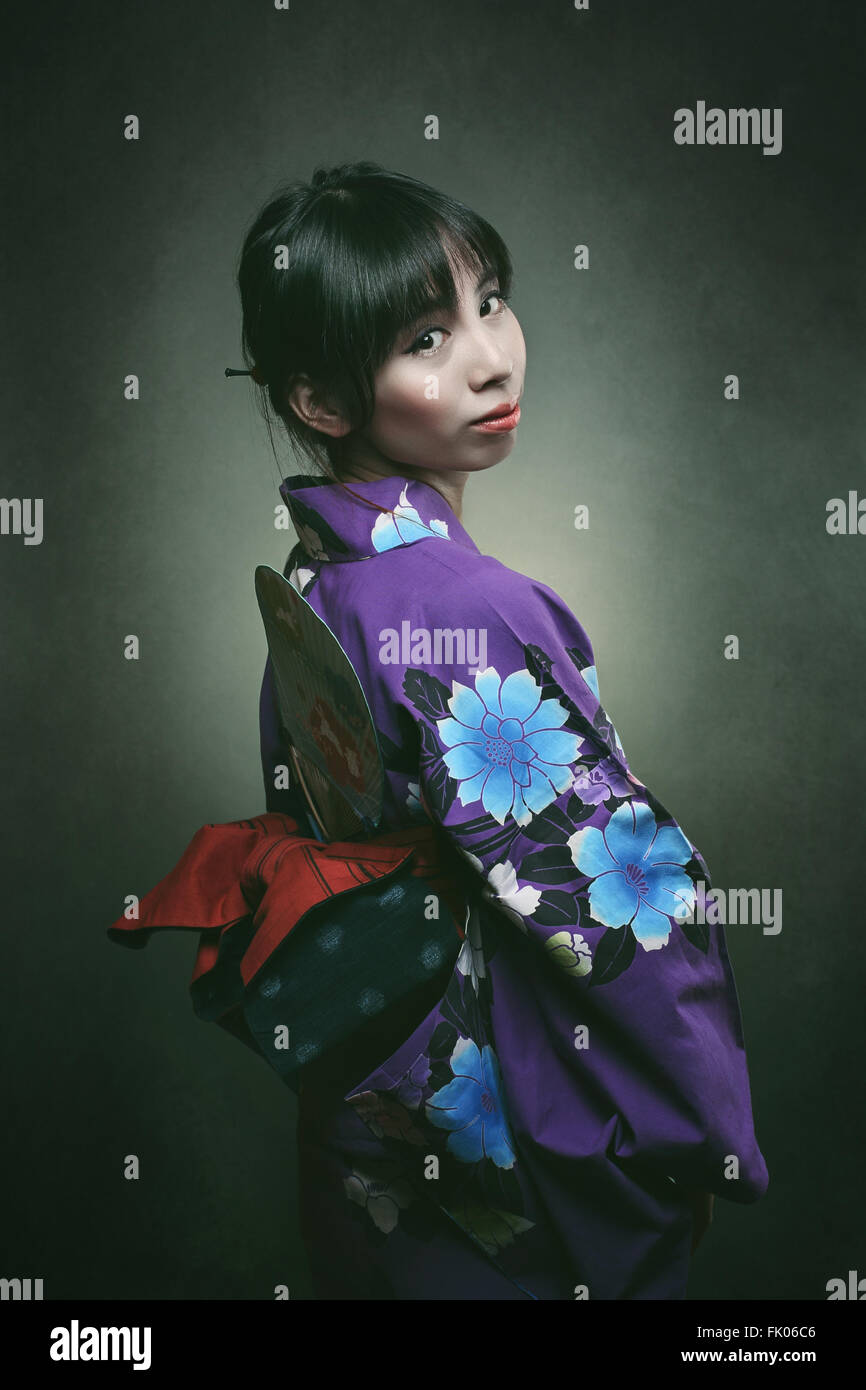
235,161,514,479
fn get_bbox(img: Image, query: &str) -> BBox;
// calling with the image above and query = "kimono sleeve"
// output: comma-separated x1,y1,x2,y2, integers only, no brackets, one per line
395,565,769,1205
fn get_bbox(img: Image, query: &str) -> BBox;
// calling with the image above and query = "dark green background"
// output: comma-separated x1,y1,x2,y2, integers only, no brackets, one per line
2,0,861,1300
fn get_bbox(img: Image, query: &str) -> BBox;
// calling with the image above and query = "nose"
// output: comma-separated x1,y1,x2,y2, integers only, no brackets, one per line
466,325,514,387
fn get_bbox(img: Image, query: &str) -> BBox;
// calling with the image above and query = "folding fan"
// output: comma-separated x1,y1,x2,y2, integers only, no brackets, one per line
254,564,385,840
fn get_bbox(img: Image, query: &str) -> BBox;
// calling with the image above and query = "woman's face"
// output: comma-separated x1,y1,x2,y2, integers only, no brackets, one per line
350,255,526,477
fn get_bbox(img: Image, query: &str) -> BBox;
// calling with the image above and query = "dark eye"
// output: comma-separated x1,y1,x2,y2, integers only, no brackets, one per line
481,290,510,317
410,327,447,356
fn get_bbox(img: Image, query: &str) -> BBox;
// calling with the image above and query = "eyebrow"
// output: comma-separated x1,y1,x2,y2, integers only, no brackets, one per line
404,266,500,333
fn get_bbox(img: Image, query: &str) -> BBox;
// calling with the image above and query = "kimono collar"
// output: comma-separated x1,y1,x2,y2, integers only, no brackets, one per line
279,472,482,563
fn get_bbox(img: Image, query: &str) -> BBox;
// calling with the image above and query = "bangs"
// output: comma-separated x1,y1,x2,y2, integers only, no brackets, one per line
308,181,514,373
370,220,513,361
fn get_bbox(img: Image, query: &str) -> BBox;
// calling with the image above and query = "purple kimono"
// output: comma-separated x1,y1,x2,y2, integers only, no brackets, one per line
259,472,769,1300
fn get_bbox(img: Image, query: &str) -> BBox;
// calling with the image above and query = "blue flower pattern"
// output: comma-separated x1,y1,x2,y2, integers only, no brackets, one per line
425,1036,516,1168
569,801,696,951
436,667,583,826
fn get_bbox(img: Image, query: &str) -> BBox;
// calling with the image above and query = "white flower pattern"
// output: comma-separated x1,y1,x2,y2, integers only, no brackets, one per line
458,847,541,933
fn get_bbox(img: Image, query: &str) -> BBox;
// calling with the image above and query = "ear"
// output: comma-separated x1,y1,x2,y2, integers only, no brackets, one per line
286,375,352,438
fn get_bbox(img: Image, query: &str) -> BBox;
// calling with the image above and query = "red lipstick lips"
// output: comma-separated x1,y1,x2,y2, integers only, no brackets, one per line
471,398,521,432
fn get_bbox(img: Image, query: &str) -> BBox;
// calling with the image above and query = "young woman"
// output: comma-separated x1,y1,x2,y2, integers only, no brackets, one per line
243,161,768,1300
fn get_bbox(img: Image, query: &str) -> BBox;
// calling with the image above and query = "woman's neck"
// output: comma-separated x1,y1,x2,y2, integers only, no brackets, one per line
331,440,468,522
